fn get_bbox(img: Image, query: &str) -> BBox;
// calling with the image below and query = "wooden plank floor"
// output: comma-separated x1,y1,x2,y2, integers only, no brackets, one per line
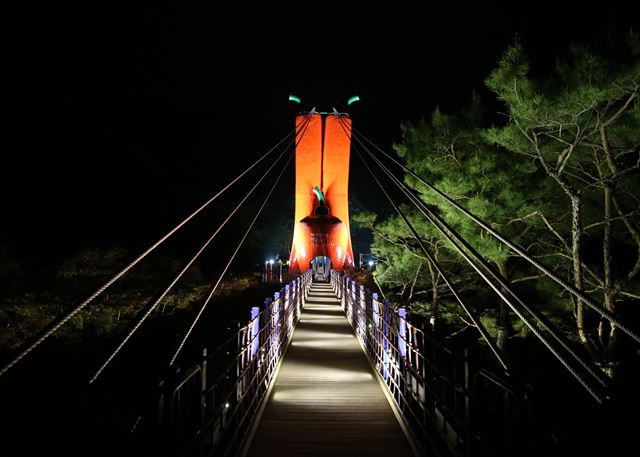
247,282,414,457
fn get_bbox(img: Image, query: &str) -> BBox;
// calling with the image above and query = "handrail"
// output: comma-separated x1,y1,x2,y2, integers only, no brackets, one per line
133,270,313,457
331,269,535,457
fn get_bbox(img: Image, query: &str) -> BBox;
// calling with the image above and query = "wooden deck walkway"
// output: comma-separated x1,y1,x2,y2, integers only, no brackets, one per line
246,282,414,456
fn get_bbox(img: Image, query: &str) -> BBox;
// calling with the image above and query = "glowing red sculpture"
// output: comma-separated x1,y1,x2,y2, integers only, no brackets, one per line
289,113,354,273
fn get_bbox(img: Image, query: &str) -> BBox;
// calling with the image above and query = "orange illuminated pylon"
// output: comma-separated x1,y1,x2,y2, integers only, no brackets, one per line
289,113,354,273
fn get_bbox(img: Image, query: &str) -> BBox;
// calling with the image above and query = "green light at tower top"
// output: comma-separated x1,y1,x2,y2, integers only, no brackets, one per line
347,95,360,105
289,94,301,103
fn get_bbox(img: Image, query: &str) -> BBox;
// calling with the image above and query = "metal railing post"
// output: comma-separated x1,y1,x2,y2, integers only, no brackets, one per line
250,307,260,360
398,307,407,359
372,293,380,329
372,292,380,360
199,347,208,455
284,284,290,312
358,285,366,342
263,297,272,362
272,292,281,355
295,278,301,315
382,299,391,381
286,284,294,336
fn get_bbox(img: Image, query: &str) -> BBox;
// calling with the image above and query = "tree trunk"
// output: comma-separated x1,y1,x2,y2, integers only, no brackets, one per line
570,196,590,345
407,262,422,304
549,171,591,348
599,123,620,359
496,261,512,352
598,184,616,345
426,258,439,330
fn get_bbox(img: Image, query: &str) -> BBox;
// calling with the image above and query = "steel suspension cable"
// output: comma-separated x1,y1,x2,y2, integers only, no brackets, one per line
351,142,605,403
331,115,509,370
170,148,296,365
351,127,609,391
335,113,606,401
89,116,312,383
336,114,608,385
357,146,509,371
0,126,299,378
347,122,640,345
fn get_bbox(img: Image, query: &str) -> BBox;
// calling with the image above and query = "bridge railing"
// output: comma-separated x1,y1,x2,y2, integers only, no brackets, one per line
134,270,312,457
331,269,536,457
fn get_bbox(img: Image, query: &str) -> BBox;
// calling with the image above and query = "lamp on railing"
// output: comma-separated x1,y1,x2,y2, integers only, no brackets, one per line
265,258,274,282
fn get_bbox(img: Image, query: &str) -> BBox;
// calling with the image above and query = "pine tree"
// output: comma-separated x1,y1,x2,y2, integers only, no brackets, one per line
484,38,640,369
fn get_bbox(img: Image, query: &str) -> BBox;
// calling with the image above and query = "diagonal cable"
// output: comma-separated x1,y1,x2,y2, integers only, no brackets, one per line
89,115,312,383
332,114,507,368
335,113,607,401
170,148,296,365
0,127,299,378
352,141,605,403
350,124,639,344
355,130,609,390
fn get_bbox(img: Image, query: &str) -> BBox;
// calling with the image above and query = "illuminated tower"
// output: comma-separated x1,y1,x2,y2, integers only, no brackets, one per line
289,112,354,273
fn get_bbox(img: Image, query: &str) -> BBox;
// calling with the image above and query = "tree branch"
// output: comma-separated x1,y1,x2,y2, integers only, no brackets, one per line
536,211,571,251
614,193,640,287
372,229,431,263
583,212,640,232
407,262,423,304
620,290,640,300
601,88,638,128
557,144,575,175
511,274,546,284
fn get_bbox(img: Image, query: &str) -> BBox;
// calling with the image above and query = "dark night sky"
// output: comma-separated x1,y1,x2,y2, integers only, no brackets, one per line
3,2,637,265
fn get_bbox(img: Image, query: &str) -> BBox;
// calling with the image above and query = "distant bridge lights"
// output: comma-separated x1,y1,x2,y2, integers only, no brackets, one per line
264,258,284,283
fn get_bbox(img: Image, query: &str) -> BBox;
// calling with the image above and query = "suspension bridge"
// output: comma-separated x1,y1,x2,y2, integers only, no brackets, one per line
1,107,639,457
